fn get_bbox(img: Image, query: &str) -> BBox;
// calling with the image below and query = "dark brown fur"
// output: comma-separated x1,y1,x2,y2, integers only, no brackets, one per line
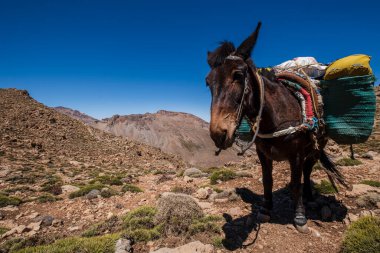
206,22,331,227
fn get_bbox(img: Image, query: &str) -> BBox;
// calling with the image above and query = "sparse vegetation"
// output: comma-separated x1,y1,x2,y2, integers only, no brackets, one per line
336,157,363,166
100,188,119,198
212,236,224,248
123,206,162,242
13,233,120,253
37,194,60,203
210,169,237,185
170,185,194,195
314,180,337,194
41,175,63,195
69,184,105,199
122,184,143,193
0,227,9,235
361,180,380,188
90,175,123,186
82,216,121,238
0,194,22,207
189,215,222,235
341,216,380,253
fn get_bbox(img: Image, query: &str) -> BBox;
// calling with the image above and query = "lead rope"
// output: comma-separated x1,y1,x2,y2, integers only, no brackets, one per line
238,70,265,155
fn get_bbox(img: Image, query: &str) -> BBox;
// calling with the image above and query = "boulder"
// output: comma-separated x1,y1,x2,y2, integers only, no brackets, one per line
151,241,214,253
61,185,80,194
115,238,133,253
183,168,207,178
86,189,100,200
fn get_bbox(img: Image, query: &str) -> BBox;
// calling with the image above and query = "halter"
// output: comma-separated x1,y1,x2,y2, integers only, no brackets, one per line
224,55,265,155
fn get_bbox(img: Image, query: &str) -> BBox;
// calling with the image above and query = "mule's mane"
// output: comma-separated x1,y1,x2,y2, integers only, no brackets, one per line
207,41,235,68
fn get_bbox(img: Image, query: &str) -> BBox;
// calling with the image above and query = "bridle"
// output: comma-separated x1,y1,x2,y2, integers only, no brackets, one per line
224,55,265,155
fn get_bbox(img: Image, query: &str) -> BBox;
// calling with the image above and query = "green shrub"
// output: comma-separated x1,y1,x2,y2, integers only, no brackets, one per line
90,175,123,186
314,180,337,194
336,158,362,166
123,206,162,242
41,175,62,195
361,180,380,188
0,194,22,207
122,184,143,193
0,227,9,235
37,194,60,203
189,215,222,235
210,169,237,185
13,233,120,253
100,188,119,198
170,185,194,195
341,216,380,253
212,236,224,248
82,216,121,238
69,184,105,199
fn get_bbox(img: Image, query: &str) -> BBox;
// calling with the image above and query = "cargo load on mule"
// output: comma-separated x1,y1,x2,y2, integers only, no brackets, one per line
235,55,376,147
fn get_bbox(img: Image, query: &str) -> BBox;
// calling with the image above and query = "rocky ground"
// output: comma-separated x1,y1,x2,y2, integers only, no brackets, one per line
0,88,379,252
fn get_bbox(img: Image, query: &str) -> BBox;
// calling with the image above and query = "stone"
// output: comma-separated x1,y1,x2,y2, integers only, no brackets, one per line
183,168,203,177
61,185,80,194
195,188,212,200
52,219,63,226
151,241,214,253
197,202,212,210
356,192,380,208
346,184,380,198
107,212,114,219
15,225,27,234
347,213,359,223
27,221,42,231
34,215,54,227
309,227,321,238
27,212,40,219
183,176,193,183
68,226,81,231
86,189,100,200
321,206,332,221
115,238,133,253
228,207,243,217
361,151,378,160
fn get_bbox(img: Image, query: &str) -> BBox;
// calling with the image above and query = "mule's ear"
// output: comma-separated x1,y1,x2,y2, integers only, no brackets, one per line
236,22,262,60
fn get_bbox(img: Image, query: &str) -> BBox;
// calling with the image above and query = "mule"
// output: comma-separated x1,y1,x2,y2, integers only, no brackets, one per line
206,22,345,230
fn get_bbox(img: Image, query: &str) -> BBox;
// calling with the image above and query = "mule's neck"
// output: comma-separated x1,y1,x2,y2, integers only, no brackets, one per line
245,71,302,134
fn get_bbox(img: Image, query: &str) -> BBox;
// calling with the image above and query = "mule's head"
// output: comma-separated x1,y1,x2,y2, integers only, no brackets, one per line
206,22,261,149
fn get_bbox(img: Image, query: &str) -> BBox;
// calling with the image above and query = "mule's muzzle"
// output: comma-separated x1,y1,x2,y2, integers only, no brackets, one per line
210,125,235,150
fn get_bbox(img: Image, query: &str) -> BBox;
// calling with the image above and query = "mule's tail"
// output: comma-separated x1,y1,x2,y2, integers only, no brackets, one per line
319,149,350,190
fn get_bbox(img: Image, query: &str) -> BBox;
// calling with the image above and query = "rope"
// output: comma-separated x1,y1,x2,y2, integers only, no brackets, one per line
237,70,265,155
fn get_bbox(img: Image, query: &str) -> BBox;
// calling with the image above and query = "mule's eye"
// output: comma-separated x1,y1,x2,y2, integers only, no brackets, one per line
232,71,244,82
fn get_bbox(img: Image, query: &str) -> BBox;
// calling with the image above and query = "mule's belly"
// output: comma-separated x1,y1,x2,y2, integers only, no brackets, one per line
255,133,310,161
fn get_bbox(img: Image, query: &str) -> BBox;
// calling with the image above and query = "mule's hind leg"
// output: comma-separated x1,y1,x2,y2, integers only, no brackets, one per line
303,158,317,201
257,150,273,222
289,154,308,229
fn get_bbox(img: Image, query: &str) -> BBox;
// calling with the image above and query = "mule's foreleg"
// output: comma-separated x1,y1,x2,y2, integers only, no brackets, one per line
290,154,307,227
303,158,317,201
257,150,273,211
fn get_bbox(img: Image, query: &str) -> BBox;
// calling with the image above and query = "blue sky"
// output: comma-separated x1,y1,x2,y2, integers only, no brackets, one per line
0,0,379,121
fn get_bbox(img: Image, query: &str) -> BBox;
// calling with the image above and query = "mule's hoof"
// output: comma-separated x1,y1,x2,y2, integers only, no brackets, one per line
257,212,271,223
295,223,310,234
294,214,307,227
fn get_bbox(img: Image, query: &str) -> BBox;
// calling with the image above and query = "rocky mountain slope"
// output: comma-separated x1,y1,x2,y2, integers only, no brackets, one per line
0,88,379,253
54,108,245,168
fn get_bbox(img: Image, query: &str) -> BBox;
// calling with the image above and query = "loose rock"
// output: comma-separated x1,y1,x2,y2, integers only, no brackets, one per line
151,241,214,253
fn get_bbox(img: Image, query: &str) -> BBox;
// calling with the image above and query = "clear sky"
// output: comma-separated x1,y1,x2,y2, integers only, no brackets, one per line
0,0,379,121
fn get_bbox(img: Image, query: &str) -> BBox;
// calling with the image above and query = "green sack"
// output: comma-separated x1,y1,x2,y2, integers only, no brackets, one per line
320,75,376,144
